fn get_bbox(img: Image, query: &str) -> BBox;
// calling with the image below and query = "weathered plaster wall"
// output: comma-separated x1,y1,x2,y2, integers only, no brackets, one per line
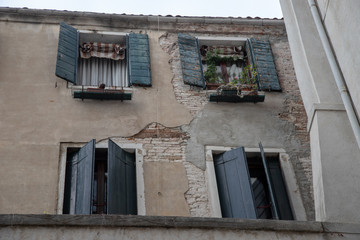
0,20,191,214
0,8,312,220
159,32,313,219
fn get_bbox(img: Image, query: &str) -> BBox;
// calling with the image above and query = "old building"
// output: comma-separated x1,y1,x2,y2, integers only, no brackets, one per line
0,5,359,239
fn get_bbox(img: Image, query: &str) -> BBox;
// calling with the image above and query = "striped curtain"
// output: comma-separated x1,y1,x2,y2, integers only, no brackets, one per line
78,57,128,87
80,42,126,60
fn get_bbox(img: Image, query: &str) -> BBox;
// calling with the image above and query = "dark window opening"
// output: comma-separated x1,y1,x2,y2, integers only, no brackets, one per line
247,156,273,219
63,139,137,215
93,148,108,214
213,148,293,220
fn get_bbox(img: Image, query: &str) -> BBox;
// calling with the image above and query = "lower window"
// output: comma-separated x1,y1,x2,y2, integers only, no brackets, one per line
63,139,137,215
213,147,293,220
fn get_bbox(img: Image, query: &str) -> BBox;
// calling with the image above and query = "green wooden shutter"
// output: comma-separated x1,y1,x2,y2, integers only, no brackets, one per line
55,22,79,84
127,33,152,86
64,139,95,214
178,33,205,88
246,38,281,91
259,142,280,219
267,157,294,220
107,140,137,214
214,147,257,219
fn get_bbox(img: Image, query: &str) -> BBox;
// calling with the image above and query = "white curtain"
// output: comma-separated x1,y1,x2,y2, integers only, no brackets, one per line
78,57,128,87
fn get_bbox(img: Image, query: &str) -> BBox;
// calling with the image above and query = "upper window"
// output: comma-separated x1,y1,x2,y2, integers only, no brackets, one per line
55,22,152,88
177,33,281,92
63,139,137,215
78,32,128,87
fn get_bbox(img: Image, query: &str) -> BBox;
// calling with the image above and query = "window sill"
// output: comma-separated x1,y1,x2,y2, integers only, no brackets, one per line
209,91,265,103
73,88,132,101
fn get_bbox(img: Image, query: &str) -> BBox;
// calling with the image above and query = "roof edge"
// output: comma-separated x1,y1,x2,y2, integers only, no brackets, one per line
0,7,284,26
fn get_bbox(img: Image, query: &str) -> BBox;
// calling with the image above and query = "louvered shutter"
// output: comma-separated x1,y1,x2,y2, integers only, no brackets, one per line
259,142,280,219
267,157,294,220
178,33,205,88
65,139,95,214
107,140,137,214
55,22,79,84
214,147,257,219
246,38,281,91
127,33,152,86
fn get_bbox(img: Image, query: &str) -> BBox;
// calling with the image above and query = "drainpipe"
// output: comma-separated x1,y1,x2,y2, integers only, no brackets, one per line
308,0,360,149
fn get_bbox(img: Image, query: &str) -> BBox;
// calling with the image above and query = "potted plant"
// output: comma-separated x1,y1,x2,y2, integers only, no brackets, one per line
204,50,222,90
214,64,258,96
239,65,258,93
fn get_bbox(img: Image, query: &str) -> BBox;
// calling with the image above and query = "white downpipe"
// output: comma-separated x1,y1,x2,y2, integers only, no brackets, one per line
308,0,360,149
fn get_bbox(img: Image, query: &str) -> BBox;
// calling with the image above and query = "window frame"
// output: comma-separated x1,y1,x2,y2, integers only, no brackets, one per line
205,146,307,220
178,33,281,92
75,30,129,89
55,22,152,92
197,37,248,86
57,140,145,215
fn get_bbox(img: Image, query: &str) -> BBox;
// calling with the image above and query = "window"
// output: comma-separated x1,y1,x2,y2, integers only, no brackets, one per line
200,45,245,85
206,146,307,220
62,139,140,215
55,22,152,88
177,33,281,91
77,33,128,87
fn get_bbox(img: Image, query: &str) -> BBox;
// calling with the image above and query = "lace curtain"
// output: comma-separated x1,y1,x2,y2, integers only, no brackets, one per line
78,42,127,87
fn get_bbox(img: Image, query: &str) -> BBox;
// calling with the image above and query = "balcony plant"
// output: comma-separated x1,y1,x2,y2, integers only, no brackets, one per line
216,64,258,96
238,64,258,92
204,50,222,90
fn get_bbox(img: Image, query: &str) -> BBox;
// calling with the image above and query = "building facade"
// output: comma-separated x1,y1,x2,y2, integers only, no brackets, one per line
1,6,359,239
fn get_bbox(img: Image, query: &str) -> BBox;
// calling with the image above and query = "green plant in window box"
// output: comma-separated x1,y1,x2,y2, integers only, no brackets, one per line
216,64,258,97
204,49,221,84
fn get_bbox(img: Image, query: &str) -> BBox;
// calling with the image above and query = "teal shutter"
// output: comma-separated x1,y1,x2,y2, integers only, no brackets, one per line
127,33,152,86
259,142,280,220
107,140,137,214
178,33,205,88
267,157,294,220
64,139,95,214
246,38,281,91
214,147,257,219
55,22,78,84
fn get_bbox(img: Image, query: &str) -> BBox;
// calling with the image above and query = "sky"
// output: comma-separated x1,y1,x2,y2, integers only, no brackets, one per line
0,0,283,18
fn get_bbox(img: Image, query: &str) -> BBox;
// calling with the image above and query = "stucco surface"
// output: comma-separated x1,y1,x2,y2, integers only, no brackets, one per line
312,111,360,222
143,162,190,216
280,0,360,223
0,9,312,220
0,22,191,214
320,0,360,119
0,226,328,240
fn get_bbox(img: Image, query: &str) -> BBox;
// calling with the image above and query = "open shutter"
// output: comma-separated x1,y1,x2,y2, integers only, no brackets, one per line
246,38,281,91
178,33,205,88
127,33,152,86
214,147,256,219
55,22,78,84
65,139,95,214
107,140,137,214
259,142,280,220
267,157,294,220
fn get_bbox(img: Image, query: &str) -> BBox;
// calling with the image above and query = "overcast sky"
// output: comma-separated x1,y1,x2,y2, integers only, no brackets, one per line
0,0,283,18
